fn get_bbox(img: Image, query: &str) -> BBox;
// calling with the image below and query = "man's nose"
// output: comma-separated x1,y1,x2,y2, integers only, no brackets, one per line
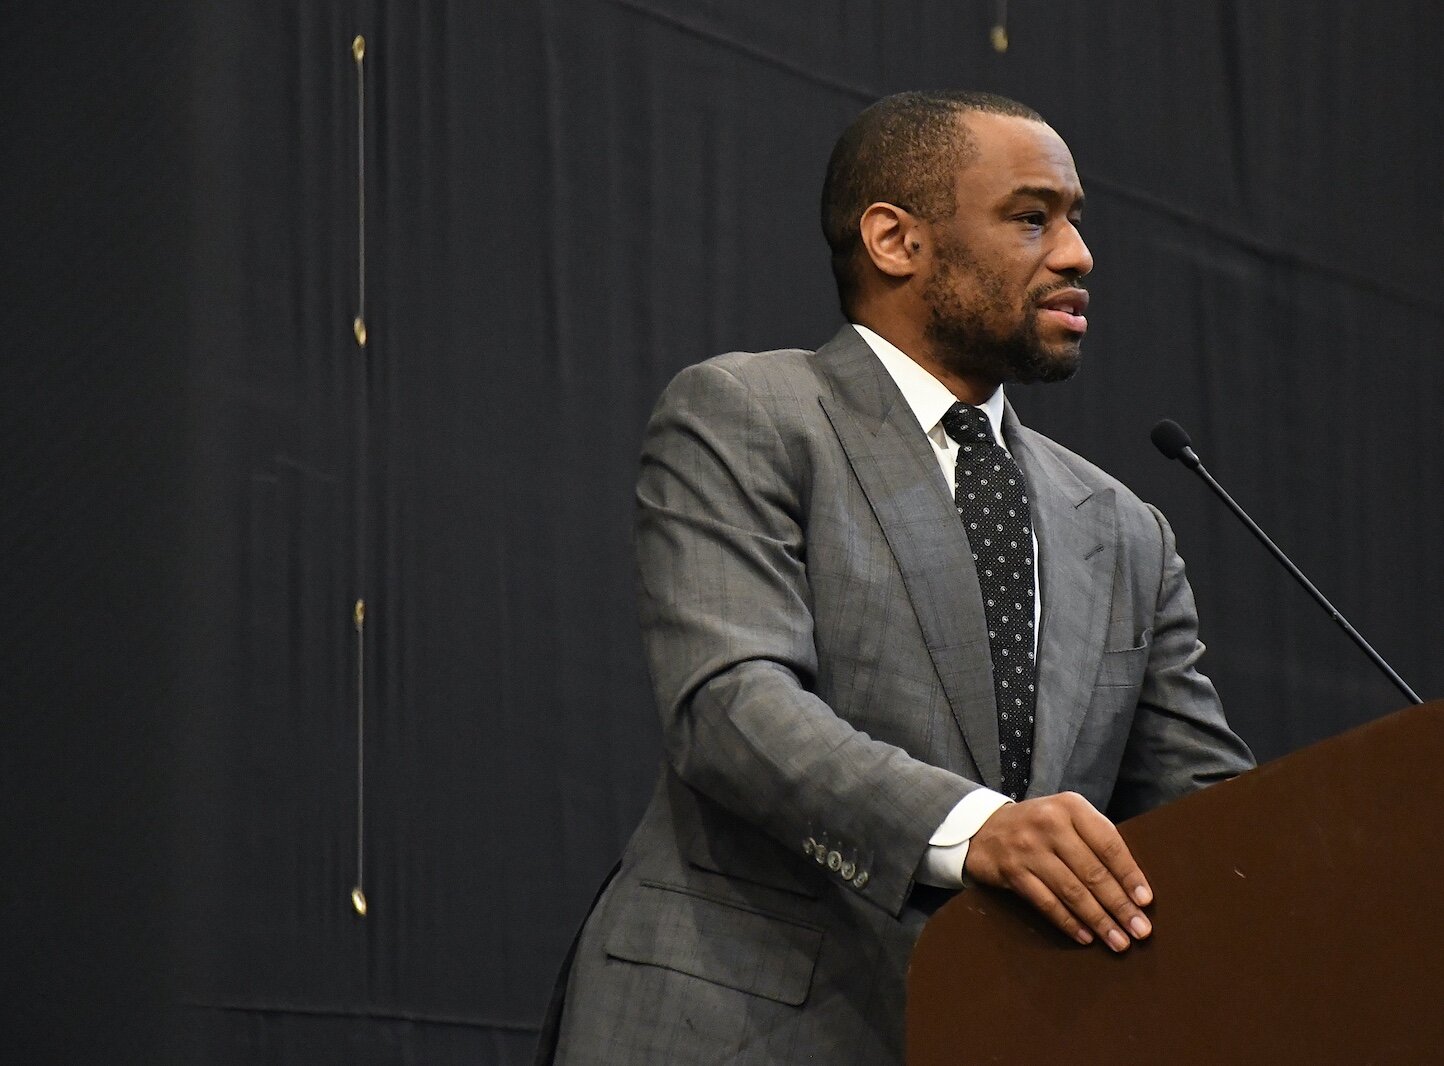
1050,222,1093,278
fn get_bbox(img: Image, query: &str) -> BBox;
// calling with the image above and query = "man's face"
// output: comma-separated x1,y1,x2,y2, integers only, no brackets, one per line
919,113,1092,386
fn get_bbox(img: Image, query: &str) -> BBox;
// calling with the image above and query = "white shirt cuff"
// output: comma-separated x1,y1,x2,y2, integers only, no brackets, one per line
914,788,1014,888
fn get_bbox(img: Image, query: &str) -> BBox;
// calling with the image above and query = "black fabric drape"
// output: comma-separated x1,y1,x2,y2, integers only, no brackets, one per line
5,2,1441,1063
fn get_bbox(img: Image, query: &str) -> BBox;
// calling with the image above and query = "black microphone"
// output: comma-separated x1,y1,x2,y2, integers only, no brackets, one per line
1149,419,1200,469
1151,419,1422,706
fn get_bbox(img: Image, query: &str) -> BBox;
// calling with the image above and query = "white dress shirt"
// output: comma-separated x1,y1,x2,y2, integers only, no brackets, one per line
851,324,1036,888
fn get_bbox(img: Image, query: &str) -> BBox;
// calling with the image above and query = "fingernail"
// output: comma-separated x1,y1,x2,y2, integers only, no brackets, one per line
1107,929,1129,952
1129,915,1151,938
1133,884,1153,906
1075,927,1093,945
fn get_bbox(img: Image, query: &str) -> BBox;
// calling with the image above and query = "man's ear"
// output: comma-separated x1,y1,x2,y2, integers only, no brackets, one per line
858,202,926,280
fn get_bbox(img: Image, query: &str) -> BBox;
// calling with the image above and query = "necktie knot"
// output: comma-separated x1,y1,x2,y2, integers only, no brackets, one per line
940,402,993,447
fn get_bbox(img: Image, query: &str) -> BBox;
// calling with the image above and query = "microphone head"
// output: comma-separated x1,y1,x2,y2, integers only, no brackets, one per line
1151,419,1193,461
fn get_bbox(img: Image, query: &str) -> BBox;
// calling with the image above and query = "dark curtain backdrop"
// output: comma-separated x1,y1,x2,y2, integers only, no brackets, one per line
4,1,1441,1063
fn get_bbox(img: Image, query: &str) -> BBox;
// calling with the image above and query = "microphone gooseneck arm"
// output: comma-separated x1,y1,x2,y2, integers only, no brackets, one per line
1151,419,1423,706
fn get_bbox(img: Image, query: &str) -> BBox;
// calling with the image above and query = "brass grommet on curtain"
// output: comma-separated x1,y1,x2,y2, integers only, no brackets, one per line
991,0,1009,53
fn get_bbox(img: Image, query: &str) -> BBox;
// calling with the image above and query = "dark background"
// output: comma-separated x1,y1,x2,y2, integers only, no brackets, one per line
3,1,1440,1062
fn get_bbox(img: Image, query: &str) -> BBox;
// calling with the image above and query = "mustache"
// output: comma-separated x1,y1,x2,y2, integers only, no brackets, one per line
1028,278,1088,304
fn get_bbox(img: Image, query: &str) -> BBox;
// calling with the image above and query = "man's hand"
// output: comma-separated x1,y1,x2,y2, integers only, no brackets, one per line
963,792,1153,952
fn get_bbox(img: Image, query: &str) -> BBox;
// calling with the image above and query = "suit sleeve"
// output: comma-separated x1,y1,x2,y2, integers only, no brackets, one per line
1108,504,1256,820
635,360,975,915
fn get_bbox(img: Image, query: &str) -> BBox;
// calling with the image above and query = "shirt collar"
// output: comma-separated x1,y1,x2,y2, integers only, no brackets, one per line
851,323,1007,447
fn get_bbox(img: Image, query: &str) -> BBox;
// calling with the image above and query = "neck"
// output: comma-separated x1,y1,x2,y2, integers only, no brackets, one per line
852,311,1001,405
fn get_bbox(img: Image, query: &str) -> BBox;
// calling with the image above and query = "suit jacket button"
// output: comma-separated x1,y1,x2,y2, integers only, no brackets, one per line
852,870,869,889
826,850,841,871
814,843,828,863
803,836,816,856
840,860,856,880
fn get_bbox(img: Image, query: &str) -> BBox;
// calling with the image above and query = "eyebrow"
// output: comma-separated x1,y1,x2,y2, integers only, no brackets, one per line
1005,185,1085,210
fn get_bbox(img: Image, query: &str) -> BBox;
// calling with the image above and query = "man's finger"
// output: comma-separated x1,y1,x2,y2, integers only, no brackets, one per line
1052,836,1153,941
1007,870,1095,946
1033,855,1133,952
1069,799,1153,906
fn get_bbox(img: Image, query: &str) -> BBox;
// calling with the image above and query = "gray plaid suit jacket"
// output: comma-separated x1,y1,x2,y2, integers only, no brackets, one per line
546,326,1253,1065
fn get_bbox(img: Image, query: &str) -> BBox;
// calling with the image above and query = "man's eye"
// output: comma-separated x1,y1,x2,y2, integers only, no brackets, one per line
1017,213,1047,228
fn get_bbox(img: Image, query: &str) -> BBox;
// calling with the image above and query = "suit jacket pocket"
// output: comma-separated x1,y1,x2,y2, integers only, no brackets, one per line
605,880,824,1006
1096,633,1152,689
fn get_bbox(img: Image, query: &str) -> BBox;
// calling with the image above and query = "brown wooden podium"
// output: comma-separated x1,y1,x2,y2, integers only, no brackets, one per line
908,701,1444,1064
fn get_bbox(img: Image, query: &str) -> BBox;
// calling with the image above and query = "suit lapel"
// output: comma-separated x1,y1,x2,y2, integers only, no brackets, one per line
814,328,1003,791
1003,405,1116,798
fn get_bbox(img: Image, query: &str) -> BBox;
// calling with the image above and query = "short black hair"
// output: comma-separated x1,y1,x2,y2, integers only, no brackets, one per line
820,90,1045,314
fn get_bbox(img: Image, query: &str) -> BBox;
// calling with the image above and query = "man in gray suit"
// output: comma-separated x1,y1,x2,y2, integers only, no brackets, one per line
541,90,1253,1064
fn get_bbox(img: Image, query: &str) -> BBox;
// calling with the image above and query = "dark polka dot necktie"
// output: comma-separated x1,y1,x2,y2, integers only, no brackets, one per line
939,402,1036,801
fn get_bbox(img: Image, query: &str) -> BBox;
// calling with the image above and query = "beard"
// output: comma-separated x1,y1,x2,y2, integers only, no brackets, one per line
922,242,1083,385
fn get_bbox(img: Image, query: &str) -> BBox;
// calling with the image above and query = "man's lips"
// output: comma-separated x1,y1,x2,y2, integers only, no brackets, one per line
1037,287,1089,333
